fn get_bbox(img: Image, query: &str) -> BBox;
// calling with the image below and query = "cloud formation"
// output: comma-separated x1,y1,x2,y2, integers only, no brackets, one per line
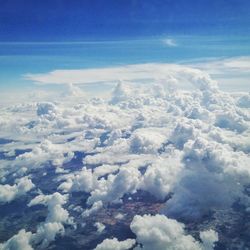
24,63,212,88
130,214,218,250
0,62,249,249
0,229,33,250
94,238,136,250
28,192,73,248
0,177,34,204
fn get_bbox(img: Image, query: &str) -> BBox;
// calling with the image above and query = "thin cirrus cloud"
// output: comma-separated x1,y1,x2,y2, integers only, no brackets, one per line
189,56,250,91
162,38,178,47
23,57,250,92
24,63,201,85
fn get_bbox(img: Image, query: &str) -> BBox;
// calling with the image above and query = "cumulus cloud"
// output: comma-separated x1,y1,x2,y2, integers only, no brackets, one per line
130,214,201,250
0,176,34,204
139,151,183,200
200,229,219,250
129,128,167,154
28,192,73,248
130,214,218,250
0,229,33,250
81,201,103,218
28,192,69,223
58,167,97,193
93,164,119,178
94,222,105,233
189,56,250,92
190,56,250,75
36,102,58,118
1,61,250,249
110,81,133,105
87,167,141,205
94,238,136,250
163,136,250,219
237,93,250,108
13,139,75,170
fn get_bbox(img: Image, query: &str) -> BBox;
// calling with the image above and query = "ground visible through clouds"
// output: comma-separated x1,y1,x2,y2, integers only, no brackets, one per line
0,63,250,249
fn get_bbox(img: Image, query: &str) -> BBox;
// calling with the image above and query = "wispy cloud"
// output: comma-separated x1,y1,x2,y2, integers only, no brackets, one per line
162,38,177,47
24,63,202,86
188,56,250,91
24,57,250,92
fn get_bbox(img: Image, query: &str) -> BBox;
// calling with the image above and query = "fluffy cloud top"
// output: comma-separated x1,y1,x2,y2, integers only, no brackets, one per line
1,61,249,249
130,214,201,250
130,214,218,250
0,229,33,250
94,238,136,250
0,177,34,204
24,63,214,89
28,192,72,248
164,135,250,219
94,222,105,233
200,230,218,250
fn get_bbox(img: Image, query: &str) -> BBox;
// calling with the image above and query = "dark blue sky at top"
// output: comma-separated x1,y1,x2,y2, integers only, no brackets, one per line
0,0,250,41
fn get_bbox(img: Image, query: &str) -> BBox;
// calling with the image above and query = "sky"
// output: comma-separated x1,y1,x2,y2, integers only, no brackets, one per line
1,0,250,41
0,0,250,93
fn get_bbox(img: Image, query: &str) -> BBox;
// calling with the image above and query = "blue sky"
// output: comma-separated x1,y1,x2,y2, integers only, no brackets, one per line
0,0,250,92
1,0,250,41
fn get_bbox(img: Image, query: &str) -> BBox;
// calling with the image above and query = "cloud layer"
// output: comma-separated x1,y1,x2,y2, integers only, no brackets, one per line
0,62,249,249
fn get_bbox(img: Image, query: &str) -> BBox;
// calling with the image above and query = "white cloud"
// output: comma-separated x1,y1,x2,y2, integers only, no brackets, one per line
0,176,34,204
94,222,105,233
24,63,212,89
87,167,141,205
28,192,73,248
10,139,76,172
1,61,250,249
36,102,58,120
34,222,64,248
93,164,119,178
94,238,136,250
28,192,70,223
191,56,250,74
130,214,218,250
114,213,125,220
129,128,167,154
237,93,250,108
189,56,250,92
0,229,33,250
200,230,219,250
110,81,133,105
139,151,183,200
162,38,178,47
163,136,250,219
81,201,103,218
58,167,97,193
